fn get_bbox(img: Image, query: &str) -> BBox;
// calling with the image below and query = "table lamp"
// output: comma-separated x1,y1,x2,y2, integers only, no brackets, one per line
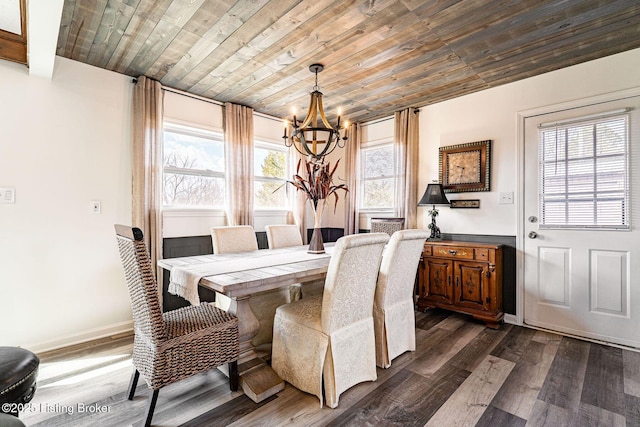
418,183,450,240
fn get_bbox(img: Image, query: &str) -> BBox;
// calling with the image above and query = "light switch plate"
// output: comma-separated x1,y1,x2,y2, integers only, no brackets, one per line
499,192,514,205
90,200,101,214
0,187,15,204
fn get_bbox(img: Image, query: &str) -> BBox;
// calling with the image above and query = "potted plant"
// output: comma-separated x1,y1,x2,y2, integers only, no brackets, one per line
286,157,348,253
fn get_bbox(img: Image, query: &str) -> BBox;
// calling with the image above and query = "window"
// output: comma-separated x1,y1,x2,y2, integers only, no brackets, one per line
538,113,629,229
163,123,225,208
254,142,288,209
360,141,396,210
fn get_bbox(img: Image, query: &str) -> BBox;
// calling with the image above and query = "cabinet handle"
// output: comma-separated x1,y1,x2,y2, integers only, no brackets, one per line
456,277,459,287
448,250,457,255
448,275,451,287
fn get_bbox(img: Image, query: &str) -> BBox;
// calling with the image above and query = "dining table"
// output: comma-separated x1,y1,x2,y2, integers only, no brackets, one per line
157,244,334,403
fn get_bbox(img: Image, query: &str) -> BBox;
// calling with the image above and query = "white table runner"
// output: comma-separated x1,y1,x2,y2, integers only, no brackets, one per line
168,247,332,305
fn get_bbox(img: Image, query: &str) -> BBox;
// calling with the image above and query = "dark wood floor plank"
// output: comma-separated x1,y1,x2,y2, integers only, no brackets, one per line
538,337,590,411
475,405,526,427
580,343,625,415
491,338,559,419
425,355,515,426
450,324,511,372
573,402,625,427
408,320,485,377
415,308,453,331
623,350,640,398
527,399,574,427
624,393,640,427
326,368,447,427
490,325,538,363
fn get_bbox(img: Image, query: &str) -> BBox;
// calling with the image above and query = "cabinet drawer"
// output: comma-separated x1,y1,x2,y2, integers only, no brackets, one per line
423,245,433,257
432,245,475,260
475,248,489,261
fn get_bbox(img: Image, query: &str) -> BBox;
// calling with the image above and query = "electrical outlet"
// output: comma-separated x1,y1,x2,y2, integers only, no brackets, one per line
499,192,514,205
0,187,15,204
90,200,101,214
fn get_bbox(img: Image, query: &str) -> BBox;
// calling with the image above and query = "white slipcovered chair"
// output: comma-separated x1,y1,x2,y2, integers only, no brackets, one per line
265,224,324,298
211,225,258,253
373,229,428,368
211,225,298,352
271,233,390,408
265,224,303,248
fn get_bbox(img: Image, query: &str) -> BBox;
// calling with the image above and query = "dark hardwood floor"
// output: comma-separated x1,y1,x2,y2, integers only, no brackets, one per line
19,310,640,426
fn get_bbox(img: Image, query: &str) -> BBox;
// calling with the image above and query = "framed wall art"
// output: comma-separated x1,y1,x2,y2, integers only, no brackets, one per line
450,199,480,208
439,140,491,193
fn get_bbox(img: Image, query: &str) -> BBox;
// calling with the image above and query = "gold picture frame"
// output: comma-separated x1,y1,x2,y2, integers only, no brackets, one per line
439,140,491,193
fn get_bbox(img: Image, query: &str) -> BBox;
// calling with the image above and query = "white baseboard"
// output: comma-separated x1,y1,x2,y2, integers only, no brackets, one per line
28,320,134,354
504,313,519,325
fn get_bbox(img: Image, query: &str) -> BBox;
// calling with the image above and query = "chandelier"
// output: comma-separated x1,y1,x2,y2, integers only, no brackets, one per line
283,64,348,159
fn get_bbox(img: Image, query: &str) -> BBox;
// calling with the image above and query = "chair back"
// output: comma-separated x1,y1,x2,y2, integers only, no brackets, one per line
370,218,404,236
375,229,428,309
321,233,389,334
265,224,303,249
211,225,258,254
114,225,165,343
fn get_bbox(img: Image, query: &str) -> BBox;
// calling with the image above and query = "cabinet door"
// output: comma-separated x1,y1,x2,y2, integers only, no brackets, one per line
423,258,453,304
453,261,490,312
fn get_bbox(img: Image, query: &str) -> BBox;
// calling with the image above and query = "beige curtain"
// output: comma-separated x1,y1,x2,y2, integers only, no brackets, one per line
132,76,164,282
344,123,360,235
394,108,420,228
224,102,254,226
288,129,309,243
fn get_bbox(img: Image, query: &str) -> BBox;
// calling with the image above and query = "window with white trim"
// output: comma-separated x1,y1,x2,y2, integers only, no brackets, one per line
254,141,288,210
163,123,225,208
360,140,396,211
538,113,629,229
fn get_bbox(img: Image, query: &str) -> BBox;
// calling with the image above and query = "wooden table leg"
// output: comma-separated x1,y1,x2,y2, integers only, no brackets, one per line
225,295,285,403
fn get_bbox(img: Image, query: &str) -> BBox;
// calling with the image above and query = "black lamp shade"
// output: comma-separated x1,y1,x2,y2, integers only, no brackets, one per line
418,183,450,206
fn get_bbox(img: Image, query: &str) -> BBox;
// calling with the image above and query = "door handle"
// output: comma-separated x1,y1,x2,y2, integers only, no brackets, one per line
528,231,538,239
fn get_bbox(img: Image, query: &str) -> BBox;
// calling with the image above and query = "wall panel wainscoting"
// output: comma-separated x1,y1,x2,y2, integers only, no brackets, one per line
21,310,640,426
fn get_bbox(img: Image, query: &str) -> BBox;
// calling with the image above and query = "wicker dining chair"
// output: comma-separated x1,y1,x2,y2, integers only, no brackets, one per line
114,225,239,427
370,217,405,236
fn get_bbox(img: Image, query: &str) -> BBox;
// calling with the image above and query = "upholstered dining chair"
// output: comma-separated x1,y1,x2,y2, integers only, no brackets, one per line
265,224,303,248
271,232,390,408
373,229,428,368
211,225,258,253
265,224,324,299
370,217,405,236
115,225,239,427
211,225,296,353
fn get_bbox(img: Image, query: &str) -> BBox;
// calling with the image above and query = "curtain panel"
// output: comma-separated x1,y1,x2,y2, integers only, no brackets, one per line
132,76,164,284
344,123,360,235
394,108,419,229
286,122,309,244
224,102,254,226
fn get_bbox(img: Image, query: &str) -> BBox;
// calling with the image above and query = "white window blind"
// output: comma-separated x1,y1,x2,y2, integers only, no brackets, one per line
538,113,629,229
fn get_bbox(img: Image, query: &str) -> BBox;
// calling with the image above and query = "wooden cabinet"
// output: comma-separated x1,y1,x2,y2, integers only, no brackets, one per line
417,241,503,329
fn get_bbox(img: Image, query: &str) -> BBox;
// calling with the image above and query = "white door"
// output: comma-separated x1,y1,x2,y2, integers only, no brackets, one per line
523,94,640,348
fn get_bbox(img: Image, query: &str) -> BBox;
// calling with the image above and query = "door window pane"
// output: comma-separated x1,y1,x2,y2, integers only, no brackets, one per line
538,115,629,229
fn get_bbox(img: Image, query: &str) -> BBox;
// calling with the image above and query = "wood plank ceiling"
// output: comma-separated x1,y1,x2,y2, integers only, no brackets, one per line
56,0,640,124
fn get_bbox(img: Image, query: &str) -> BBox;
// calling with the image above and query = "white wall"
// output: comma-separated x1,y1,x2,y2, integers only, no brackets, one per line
418,47,640,236
0,57,133,351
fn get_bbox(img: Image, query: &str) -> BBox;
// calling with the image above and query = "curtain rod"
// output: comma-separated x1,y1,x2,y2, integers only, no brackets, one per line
132,78,283,123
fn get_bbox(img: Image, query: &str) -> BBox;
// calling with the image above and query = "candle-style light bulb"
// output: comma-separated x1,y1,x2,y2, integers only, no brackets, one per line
291,106,297,125
283,119,288,137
